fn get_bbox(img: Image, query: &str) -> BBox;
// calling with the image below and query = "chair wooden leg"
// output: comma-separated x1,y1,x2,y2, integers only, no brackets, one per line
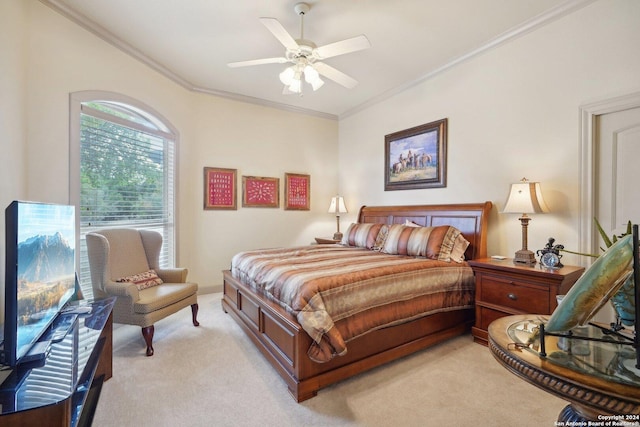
191,303,200,327
142,325,154,356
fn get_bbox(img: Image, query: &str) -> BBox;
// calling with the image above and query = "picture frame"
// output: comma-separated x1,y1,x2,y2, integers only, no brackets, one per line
384,118,447,191
242,176,279,208
284,173,310,210
203,167,237,210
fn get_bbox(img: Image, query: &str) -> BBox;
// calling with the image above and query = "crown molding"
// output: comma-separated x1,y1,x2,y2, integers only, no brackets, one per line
191,86,338,120
338,0,598,120
41,0,595,123
41,0,193,88
39,0,337,121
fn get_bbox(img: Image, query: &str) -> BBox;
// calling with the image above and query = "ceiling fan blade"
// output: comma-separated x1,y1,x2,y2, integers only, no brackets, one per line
314,35,371,59
259,17,299,51
227,57,288,68
313,62,358,89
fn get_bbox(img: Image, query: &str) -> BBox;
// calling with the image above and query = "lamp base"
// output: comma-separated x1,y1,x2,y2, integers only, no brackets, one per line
333,232,343,241
513,249,536,265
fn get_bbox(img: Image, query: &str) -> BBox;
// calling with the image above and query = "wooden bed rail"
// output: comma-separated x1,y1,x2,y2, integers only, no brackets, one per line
222,201,492,401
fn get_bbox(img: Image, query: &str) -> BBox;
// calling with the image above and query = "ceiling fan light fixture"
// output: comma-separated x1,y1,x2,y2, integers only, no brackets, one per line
311,77,324,91
279,66,295,85
303,65,319,83
303,64,324,91
288,78,302,93
229,2,370,94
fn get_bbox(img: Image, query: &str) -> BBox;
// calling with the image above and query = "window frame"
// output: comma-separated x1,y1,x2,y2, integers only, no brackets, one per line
70,91,180,298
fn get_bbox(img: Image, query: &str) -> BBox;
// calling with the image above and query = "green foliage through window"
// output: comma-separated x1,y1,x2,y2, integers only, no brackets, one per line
80,114,167,226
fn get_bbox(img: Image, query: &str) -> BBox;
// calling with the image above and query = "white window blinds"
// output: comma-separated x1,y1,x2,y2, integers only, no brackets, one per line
77,102,175,299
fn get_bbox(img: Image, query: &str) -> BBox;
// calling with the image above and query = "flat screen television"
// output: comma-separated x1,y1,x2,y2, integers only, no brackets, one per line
1,201,76,367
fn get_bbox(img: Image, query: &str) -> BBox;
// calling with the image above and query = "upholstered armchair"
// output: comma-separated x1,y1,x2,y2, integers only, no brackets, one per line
86,228,199,356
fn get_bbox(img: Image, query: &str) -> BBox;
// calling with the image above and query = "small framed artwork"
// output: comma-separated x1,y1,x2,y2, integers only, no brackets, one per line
242,176,279,208
204,167,237,210
284,173,310,210
384,118,447,191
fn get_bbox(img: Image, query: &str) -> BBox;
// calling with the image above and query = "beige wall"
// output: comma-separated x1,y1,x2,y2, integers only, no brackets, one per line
0,0,28,290
1,0,338,293
187,94,337,287
3,0,639,295
338,0,640,267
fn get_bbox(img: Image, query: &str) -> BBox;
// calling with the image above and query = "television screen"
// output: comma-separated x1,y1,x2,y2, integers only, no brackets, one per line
3,201,76,367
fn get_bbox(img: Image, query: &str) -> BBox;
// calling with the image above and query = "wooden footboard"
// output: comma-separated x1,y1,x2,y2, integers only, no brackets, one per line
221,202,491,402
222,270,474,402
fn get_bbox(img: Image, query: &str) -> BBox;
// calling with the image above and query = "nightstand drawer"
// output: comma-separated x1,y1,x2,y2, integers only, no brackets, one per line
478,306,508,331
469,258,584,346
479,277,549,313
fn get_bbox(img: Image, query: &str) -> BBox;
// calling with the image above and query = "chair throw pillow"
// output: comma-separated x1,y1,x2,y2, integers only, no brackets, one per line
116,269,164,290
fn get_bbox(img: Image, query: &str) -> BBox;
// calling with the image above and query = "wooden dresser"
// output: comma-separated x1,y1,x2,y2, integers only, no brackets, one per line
468,258,584,345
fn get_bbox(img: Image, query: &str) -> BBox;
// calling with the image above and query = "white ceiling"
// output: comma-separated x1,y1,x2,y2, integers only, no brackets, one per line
42,0,593,119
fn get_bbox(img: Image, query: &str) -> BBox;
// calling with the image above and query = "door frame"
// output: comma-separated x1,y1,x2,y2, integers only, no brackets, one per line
579,90,640,262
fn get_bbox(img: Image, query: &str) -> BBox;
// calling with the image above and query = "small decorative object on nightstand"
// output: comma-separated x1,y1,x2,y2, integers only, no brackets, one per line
468,258,584,345
537,237,565,269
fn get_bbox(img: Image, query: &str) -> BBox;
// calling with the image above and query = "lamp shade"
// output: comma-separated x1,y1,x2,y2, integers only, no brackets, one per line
328,196,347,214
502,179,549,214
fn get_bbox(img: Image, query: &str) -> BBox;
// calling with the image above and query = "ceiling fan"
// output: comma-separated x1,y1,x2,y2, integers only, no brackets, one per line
227,2,371,94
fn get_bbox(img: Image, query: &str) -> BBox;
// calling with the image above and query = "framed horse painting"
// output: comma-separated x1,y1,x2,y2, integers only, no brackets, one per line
384,118,447,191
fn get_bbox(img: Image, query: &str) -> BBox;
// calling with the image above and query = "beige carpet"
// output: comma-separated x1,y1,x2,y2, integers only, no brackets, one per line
93,293,566,427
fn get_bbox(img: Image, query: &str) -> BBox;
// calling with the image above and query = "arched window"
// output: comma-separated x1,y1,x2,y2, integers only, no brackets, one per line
70,92,177,299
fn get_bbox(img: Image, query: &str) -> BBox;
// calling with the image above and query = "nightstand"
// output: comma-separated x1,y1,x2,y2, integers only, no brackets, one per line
314,237,341,244
468,258,584,346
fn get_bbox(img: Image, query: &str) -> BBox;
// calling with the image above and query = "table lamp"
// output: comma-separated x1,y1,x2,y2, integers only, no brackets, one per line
328,196,348,240
502,178,549,265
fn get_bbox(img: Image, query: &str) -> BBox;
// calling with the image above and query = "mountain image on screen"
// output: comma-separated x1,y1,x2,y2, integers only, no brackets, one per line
17,232,75,328
18,232,74,282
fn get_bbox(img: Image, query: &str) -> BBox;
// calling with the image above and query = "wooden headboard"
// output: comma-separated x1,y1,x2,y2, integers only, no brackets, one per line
357,201,493,260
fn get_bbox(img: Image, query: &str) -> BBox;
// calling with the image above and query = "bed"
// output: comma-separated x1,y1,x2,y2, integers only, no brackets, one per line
221,202,492,402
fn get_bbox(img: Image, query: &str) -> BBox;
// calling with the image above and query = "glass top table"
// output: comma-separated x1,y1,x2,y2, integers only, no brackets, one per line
507,317,640,388
488,315,640,422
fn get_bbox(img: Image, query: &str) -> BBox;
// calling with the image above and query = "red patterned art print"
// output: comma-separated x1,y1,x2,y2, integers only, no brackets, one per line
242,176,279,208
204,167,237,210
284,173,310,210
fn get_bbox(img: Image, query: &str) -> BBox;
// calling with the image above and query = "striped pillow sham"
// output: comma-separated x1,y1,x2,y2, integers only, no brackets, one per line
340,223,385,249
380,224,468,262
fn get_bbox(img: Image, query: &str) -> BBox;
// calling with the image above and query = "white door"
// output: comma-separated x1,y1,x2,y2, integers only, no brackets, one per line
596,107,640,238
593,106,640,322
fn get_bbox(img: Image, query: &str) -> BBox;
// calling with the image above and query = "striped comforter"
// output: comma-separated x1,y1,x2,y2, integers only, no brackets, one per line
231,244,475,363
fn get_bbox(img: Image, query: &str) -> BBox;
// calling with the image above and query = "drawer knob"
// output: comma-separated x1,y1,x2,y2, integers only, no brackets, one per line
507,293,518,301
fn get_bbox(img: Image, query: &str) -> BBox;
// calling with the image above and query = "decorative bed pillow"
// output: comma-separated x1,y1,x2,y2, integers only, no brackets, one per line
449,233,471,263
380,224,465,261
341,223,384,249
116,269,164,290
372,224,389,251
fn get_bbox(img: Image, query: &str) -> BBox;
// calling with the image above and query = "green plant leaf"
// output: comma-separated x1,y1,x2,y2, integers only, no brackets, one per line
594,217,613,248
562,218,633,258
